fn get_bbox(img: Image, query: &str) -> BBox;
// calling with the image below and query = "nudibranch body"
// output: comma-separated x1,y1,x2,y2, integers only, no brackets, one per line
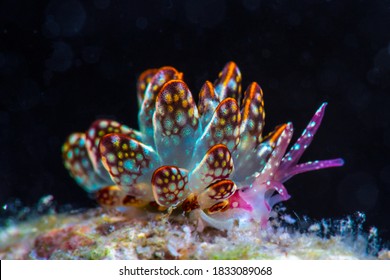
62,62,344,230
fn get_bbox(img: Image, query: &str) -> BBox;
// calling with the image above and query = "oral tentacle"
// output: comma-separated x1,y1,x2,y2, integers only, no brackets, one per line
275,103,345,182
280,102,328,170
277,158,345,183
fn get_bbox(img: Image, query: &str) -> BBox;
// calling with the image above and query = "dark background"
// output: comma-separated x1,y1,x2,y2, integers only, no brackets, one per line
1,0,390,243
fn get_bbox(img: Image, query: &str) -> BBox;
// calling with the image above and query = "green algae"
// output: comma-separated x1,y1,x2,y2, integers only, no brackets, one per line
210,245,272,260
74,245,111,260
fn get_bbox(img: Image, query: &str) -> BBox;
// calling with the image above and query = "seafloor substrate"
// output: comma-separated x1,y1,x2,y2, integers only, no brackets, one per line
0,208,388,260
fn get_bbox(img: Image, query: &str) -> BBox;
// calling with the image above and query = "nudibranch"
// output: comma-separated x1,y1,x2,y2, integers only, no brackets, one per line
62,62,344,230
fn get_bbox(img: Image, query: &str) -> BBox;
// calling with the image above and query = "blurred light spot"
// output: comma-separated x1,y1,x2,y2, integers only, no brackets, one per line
356,184,379,210
8,79,42,112
136,17,148,30
42,15,60,38
46,42,73,72
383,127,390,148
242,0,261,11
367,48,390,88
338,172,379,212
300,77,312,89
174,34,182,50
300,51,313,66
82,46,102,64
346,82,371,111
288,12,301,26
344,33,358,49
317,68,338,89
0,52,22,75
185,0,226,29
262,49,271,58
380,166,390,191
269,78,279,90
94,0,110,10
375,48,390,70
0,111,10,127
367,67,381,86
45,0,86,37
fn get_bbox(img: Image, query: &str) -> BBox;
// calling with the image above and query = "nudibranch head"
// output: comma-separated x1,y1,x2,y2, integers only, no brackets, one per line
62,62,344,230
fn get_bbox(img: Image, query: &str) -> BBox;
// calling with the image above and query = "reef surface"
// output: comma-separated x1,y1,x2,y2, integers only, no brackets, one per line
1,207,388,260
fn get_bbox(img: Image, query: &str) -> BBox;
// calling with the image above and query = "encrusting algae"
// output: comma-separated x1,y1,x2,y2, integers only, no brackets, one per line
0,207,388,259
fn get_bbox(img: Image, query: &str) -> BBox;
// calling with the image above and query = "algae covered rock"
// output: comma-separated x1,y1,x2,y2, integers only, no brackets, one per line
0,208,387,260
